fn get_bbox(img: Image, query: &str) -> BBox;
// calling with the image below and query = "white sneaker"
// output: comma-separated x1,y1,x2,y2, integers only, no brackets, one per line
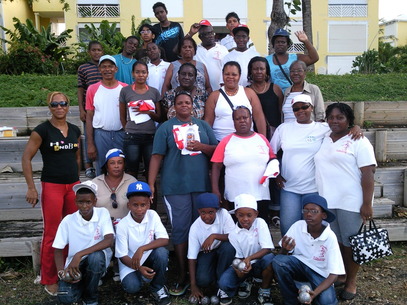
217,289,232,305
152,286,171,305
258,288,274,305
238,279,252,299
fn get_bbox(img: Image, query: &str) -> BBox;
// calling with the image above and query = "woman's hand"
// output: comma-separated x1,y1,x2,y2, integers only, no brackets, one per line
26,187,39,207
295,30,309,43
186,140,201,152
87,143,97,161
348,125,363,140
276,174,286,189
360,203,373,224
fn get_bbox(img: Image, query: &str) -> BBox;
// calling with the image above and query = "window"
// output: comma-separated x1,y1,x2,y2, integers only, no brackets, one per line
328,22,367,52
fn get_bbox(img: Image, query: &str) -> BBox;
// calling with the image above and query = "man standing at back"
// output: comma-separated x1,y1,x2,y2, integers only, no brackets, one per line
221,24,260,87
86,55,128,175
113,36,138,85
192,20,228,91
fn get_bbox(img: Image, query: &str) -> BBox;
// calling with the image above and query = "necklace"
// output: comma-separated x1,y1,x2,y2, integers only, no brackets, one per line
225,87,238,96
251,82,268,94
160,21,171,33
120,54,134,65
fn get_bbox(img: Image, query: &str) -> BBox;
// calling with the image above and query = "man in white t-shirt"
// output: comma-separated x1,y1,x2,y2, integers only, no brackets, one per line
86,55,128,175
146,42,170,94
53,181,115,305
221,25,260,87
115,181,170,305
191,20,229,91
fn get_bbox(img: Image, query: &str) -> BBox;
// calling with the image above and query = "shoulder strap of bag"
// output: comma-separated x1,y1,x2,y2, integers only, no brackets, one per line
274,54,293,85
219,88,235,111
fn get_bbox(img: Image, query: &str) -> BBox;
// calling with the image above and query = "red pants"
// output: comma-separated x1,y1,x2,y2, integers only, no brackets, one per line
40,181,79,285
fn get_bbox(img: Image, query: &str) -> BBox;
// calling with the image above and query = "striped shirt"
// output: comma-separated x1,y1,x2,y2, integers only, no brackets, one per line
77,62,102,107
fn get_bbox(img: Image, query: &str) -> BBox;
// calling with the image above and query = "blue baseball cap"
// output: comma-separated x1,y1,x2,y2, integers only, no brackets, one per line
103,148,125,167
126,181,152,198
271,28,292,46
196,193,219,210
301,194,335,223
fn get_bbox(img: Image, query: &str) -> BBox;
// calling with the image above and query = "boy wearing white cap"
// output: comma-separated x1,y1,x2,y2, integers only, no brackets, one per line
217,194,275,305
188,193,235,302
53,181,115,305
115,181,170,305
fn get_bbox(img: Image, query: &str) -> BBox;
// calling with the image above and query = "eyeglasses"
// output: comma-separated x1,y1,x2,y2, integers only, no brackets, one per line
290,69,305,74
111,193,118,209
140,30,152,34
292,104,311,112
50,101,69,108
302,209,321,215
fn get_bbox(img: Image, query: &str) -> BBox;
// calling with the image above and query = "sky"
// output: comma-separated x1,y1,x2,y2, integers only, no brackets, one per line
379,0,407,21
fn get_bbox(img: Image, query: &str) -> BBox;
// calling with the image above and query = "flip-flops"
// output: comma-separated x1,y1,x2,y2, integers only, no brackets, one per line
169,282,190,296
340,289,356,300
44,285,58,297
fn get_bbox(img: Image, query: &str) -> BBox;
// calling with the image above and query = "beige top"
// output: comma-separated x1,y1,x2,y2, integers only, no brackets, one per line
93,173,137,220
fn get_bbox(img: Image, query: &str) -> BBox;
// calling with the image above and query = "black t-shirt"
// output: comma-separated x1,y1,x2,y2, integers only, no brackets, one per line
34,120,81,184
153,21,184,62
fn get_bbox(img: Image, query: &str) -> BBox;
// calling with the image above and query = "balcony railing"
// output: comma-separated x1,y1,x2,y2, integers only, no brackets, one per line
77,4,120,18
329,4,367,17
288,43,305,53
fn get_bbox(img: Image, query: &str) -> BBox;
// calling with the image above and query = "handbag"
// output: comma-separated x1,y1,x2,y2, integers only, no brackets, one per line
349,219,393,265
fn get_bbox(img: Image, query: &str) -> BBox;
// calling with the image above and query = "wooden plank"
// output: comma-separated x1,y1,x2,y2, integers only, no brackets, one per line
0,237,41,257
373,198,395,218
374,218,407,242
0,208,43,221
375,130,387,162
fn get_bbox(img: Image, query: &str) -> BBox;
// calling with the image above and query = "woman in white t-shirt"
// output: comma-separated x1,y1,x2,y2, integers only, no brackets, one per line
270,95,362,236
211,106,277,223
314,103,376,301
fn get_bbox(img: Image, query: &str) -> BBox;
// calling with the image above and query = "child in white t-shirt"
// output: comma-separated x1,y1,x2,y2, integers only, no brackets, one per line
188,193,235,302
218,194,275,305
53,181,115,305
115,181,170,305
272,194,345,305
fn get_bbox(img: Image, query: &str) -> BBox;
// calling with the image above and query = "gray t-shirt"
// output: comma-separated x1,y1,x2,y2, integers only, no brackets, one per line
119,86,161,134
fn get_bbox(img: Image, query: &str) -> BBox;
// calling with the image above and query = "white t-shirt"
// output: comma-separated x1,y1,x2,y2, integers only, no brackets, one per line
147,60,171,93
53,207,114,269
280,220,345,278
314,135,377,212
86,81,127,131
228,217,274,264
211,133,276,201
115,210,169,280
220,34,257,52
194,44,229,91
221,48,260,87
187,208,235,259
282,92,302,123
270,121,330,193
213,85,252,141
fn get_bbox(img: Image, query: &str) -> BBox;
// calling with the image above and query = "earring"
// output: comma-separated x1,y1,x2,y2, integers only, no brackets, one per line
47,110,51,116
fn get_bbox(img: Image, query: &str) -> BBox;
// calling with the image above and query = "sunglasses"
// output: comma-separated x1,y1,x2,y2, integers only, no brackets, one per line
111,193,118,209
50,101,69,108
292,104,311,112
140,30,152,34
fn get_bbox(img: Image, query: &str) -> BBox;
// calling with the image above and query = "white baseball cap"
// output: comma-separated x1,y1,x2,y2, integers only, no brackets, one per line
229,194,257,214
291,94,313,106
73,180,98,196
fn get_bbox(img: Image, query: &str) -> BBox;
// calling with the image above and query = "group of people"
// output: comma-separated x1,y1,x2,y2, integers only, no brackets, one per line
21,2,378,305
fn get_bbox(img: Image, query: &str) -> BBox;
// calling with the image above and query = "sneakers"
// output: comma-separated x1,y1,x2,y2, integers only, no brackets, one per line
112,272,120,282
152,286,171,305
258,288,274,305
217,289,232,305
85,167,96,179
238,279,252,299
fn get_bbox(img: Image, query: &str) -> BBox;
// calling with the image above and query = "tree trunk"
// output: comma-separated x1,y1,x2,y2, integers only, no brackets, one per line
268,0,289,54
302,0,315,72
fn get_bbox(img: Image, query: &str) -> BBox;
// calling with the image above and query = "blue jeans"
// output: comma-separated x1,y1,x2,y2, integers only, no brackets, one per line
58,251,106,305
94,128,124,176
121,247,169,293
196,241,236,287
218,253,275,297
280,189,318,236
123,132,154,176
272,255,338,305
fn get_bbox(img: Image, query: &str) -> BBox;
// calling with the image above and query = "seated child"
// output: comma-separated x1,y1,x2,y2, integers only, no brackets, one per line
53,180,115,305
115,181,170,305
218,194,275,305
272,194,345,305
188,193,236,302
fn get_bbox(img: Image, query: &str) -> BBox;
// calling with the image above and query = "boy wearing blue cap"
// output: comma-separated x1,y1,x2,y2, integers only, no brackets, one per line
272,194,345,305
53,181,115,305
115,181,170,305
218,194,275,305
187,193,235,302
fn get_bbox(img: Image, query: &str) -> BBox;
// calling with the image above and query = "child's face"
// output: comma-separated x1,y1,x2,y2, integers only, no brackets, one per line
236,207,258,230
75,193,96,221
128,196,150,223
198,207,217,225
302,203,326,225
226,17,239,32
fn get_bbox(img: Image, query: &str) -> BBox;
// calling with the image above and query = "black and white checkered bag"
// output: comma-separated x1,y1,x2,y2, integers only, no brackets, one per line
349,220,393,265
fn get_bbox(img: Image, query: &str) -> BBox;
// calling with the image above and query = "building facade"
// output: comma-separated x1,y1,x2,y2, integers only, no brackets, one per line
380,14,407,47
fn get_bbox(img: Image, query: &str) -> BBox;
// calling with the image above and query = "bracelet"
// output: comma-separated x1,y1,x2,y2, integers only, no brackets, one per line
58,270,65,280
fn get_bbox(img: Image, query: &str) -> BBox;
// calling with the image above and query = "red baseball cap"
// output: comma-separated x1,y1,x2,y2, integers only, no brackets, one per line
232,24,250,35
199,19,212,27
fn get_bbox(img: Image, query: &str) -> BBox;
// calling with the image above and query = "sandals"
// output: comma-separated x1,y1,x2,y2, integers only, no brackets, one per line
169,281,190,296
85,167,96,179
340,289,356,300
44,284,58,296
271,216,280,228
